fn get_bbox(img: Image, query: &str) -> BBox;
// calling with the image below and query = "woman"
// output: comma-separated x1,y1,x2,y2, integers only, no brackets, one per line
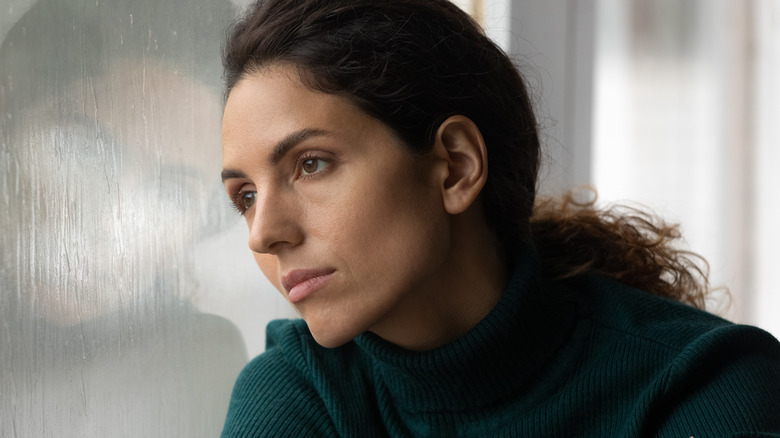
219,0,780,436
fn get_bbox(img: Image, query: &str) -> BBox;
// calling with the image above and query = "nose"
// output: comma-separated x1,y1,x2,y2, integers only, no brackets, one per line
248,188,303,254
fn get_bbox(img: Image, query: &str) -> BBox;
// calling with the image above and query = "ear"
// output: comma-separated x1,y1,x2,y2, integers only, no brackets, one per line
431,115,488,215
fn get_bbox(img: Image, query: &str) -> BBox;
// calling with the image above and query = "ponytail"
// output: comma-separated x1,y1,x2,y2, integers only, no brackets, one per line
531,191,712,309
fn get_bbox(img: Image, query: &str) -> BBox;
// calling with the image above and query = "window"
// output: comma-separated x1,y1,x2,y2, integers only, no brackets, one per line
592,0,780,335
0,1,291,435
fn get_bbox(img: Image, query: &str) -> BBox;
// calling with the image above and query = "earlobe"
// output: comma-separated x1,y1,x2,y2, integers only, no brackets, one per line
432,115,488,215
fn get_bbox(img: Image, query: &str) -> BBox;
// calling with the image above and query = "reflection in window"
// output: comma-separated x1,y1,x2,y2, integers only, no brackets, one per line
0,1,279,436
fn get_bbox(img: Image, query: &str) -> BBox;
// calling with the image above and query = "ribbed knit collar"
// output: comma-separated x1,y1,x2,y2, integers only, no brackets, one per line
353,246,577,413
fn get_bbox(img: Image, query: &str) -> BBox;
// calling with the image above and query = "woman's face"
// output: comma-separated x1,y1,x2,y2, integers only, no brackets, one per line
12,59,223,323
221,65,452,348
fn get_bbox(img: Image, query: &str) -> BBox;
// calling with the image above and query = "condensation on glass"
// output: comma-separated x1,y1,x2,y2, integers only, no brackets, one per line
0,1,292,436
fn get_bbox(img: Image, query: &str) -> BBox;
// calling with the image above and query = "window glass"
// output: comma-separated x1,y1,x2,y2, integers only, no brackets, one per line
0,1,292,435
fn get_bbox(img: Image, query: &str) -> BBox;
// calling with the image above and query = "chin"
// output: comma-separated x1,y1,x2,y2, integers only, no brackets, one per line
308,330,356,349
305,317,364,349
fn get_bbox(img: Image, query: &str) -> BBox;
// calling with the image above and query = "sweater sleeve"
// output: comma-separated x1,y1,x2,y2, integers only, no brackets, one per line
650,324,780,437
221,320,338,438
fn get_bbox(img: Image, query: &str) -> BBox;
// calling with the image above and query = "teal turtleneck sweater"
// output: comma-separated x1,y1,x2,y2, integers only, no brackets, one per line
221,249,780,437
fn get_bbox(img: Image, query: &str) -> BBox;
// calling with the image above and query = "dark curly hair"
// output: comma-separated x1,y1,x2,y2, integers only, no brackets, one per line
222,0,712,307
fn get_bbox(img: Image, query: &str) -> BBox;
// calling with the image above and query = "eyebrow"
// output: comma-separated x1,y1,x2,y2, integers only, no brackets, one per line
270,128,330,165
221,168,247,182
221,128,330,183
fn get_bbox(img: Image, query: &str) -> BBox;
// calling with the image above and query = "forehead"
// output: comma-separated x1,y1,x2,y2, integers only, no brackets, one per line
16,59,222,172
223,65,355,127
221,65,389,160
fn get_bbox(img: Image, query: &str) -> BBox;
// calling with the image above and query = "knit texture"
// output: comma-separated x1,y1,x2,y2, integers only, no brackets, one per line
221,249,780,437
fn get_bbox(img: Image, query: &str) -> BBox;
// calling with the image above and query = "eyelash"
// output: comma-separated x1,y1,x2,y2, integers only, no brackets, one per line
230,189,255,216
229,199,242,215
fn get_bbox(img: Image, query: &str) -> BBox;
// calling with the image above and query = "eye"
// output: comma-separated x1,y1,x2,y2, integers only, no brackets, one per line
299,156,329,176
240,190,257,210
230,187,256,215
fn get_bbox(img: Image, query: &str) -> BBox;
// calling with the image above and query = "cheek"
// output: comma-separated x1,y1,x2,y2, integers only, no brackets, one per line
331,174,448,275
253,252,281,291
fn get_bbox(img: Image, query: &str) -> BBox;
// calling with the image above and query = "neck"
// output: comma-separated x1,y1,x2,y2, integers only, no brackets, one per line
369,210,508,351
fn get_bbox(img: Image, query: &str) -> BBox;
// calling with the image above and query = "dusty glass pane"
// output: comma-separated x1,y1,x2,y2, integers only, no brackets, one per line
0,0,275,436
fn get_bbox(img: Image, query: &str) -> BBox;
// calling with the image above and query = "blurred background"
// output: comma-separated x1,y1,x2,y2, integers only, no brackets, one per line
1,0,777,436
466,0,779,333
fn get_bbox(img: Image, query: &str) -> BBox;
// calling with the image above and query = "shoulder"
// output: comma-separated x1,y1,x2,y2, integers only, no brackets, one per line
221,319,339,438
570,275,780,434
572,274,752,348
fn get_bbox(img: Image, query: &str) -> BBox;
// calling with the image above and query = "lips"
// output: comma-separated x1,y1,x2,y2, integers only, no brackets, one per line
281,268,336,303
